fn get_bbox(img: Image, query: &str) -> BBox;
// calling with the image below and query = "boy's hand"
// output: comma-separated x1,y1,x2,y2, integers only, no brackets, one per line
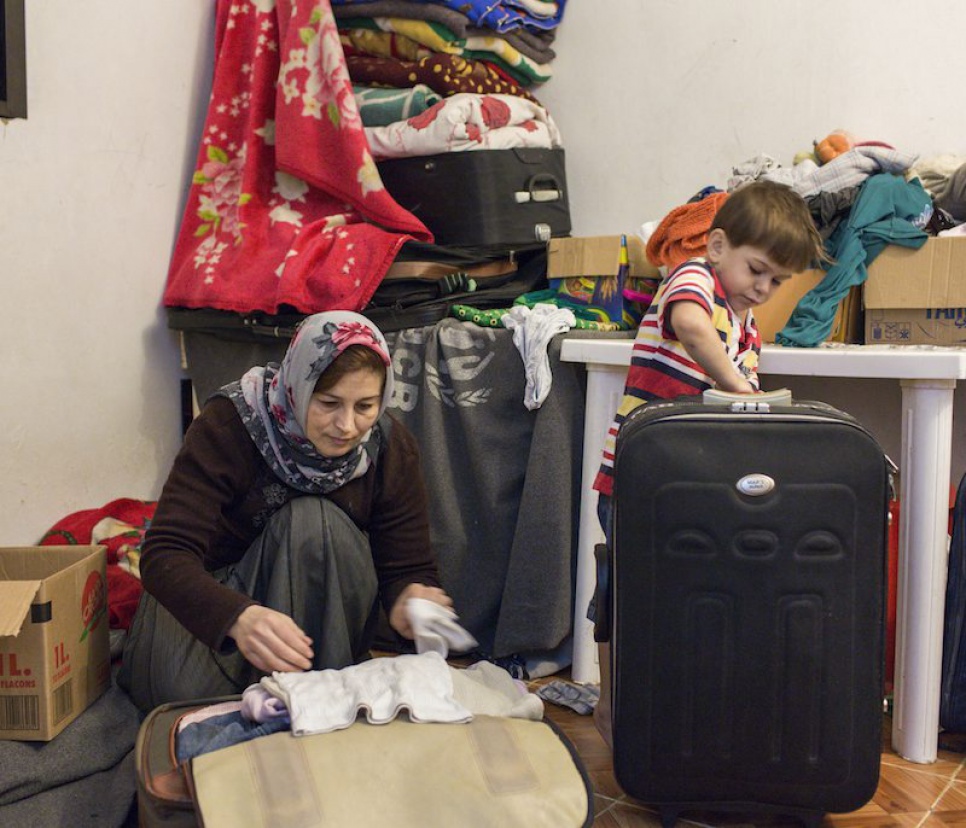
668,301,755,393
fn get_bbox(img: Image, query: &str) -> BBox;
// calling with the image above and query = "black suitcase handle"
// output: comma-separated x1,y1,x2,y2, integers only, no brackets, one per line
514,172,564,204
593,542,611,643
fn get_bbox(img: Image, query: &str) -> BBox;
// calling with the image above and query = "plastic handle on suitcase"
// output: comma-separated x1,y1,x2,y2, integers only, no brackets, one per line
593,543,611,643
701,387,792,411
514,173,563,203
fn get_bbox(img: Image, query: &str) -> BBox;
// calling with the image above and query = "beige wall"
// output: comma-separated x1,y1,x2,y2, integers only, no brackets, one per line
0,3,215,542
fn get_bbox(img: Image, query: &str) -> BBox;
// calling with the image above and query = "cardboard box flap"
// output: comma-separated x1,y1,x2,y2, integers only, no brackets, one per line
864,239,966,309
0,580,42,637
754,268,854,344
755,270,825,342
547,235,661,280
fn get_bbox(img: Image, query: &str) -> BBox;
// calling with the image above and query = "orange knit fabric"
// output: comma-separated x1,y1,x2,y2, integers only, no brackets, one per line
645,192,730,271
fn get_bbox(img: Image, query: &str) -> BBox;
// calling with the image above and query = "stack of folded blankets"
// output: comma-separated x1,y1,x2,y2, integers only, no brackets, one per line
335,0,567,160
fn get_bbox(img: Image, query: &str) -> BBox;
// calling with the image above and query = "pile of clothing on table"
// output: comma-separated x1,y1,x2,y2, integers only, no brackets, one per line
633,129,966,348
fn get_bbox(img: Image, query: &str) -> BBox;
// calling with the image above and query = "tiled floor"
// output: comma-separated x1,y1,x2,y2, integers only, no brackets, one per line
531,674,966,828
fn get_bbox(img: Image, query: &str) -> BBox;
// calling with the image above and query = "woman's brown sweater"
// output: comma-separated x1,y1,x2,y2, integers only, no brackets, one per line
140,396,440,651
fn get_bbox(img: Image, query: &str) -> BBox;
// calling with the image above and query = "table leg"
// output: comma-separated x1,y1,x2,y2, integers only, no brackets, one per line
572,364,628,685
892,378,956,764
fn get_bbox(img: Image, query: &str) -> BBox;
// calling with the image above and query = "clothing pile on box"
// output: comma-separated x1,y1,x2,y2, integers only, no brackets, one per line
634,131,966,348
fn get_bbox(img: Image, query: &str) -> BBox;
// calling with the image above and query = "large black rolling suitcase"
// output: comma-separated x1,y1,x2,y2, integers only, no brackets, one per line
597,390,890,828
376,147,570,249
940,471,966,732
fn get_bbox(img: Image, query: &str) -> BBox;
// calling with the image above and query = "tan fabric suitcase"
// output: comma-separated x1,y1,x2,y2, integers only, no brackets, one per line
137,698,593,827
135,697,235,828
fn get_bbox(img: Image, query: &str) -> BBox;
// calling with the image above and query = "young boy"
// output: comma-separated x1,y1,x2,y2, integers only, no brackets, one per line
593,180,826,533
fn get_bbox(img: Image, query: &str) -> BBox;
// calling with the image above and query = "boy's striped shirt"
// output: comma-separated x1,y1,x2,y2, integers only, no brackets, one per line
593,258,761,496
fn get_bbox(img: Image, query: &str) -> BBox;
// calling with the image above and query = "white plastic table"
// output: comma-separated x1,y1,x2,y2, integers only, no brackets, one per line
560,339,966,764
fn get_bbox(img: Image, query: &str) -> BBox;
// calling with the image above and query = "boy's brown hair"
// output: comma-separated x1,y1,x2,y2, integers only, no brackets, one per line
710,180,827,272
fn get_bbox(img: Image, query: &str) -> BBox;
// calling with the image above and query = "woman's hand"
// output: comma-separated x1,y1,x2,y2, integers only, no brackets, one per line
389,583,453,639
228,605,314,673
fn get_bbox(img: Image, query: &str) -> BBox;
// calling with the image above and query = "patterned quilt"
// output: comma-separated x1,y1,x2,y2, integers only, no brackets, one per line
163,0,432,316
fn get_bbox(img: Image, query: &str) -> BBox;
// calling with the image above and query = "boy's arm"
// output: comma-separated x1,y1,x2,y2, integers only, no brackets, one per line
668,301,756,393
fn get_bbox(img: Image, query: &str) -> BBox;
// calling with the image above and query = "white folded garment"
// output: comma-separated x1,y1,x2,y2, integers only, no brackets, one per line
449,661,544,720
260,652,472,736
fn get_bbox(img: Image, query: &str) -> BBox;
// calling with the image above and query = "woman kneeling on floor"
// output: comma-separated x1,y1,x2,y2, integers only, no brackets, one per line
119,311,453,712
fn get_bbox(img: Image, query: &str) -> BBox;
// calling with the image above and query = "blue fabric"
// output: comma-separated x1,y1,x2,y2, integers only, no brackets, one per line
330,0,566,32
176,710,291,764
776,174,932,348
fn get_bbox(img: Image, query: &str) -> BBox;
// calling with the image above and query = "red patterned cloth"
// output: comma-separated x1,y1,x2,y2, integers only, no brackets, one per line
163,0,431,316
39,499,156,631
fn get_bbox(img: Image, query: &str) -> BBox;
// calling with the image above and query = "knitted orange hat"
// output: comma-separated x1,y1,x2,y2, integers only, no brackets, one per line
645,191,730,271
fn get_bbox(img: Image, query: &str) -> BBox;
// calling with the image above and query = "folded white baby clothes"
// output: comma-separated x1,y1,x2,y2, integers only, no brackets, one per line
448,661,545,721
260,651,472,736
407,597,478,657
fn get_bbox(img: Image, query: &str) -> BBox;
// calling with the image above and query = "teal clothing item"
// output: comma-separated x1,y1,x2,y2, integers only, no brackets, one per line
777,174,931,347
353,83,442,127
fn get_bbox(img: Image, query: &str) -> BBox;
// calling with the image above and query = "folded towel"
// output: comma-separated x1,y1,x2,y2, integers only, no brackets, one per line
261,652,472,736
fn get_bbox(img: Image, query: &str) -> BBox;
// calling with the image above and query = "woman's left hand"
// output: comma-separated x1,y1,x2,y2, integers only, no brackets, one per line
389,583,453,639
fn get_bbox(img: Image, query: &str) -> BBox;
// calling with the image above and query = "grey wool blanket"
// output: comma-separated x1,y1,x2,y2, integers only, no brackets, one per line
183,319,601,662
0,680,141,826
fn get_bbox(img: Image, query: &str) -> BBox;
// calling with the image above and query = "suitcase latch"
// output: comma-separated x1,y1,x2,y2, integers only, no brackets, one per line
729,400,772,413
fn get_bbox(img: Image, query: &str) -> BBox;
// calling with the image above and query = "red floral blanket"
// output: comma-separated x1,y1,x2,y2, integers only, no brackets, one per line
163,0,431,316
39,499,155,631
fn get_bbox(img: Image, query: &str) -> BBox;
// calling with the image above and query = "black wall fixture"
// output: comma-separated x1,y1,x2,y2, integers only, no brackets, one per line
0,0,26,119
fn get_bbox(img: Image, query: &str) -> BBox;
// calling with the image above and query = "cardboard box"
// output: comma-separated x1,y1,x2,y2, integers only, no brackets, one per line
546,235,662,324
754,269,857,344
547,234,662,281
0,546,110,740
864,238,966,346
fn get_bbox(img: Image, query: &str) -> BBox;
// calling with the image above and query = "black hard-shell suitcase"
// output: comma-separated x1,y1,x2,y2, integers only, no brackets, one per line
940,471,966,731
377,147,571,249
598,391,890,827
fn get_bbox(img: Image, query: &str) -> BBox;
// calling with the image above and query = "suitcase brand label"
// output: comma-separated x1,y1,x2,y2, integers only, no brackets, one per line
736,473,775,496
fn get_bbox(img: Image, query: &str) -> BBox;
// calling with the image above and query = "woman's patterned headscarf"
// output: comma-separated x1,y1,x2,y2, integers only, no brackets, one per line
219,311,394,494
